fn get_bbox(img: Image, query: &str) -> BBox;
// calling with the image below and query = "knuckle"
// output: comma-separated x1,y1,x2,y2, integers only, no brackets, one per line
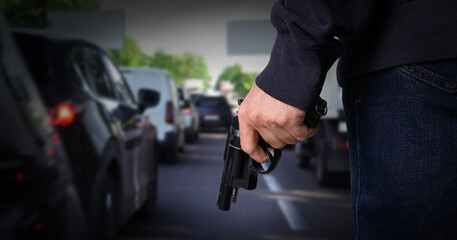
241,144,256,155
264,116,278,129
296,128,310,141
270,141,286,149
286,138,298,145
238,107,247,119
276,115,289,126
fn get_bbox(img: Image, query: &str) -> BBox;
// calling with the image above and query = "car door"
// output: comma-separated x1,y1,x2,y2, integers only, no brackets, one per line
98,51,150,208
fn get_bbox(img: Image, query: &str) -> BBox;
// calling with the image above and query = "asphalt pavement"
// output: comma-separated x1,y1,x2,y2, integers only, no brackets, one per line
120,133,353,240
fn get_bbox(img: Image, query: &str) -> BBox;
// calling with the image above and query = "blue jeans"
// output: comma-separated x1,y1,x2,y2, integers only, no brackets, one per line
342,58,457,240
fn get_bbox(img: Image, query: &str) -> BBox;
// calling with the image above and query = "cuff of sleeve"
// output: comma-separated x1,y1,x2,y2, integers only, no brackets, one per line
256,32,338,112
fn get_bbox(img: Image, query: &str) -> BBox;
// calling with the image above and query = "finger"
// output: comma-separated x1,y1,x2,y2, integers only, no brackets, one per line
284,112,321,141
257,127,288,149
262,115,301,145
239,117,269,163
286,122,311,141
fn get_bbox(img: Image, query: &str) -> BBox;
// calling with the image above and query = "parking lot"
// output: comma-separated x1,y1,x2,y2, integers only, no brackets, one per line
120,133,353,240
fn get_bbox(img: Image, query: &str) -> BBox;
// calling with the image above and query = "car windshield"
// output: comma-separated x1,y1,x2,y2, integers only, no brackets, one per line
199,97,228,108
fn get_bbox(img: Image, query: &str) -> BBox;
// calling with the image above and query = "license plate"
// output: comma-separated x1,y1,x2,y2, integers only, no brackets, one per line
204,115,219,121
338,121,347,133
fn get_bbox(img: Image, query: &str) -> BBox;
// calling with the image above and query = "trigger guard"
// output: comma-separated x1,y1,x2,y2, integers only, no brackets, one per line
252,148,281,174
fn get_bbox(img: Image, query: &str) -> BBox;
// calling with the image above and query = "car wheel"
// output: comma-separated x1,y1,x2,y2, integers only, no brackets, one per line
316,141,333,186
194,130,199,141
93,172,119,240
163,142,179,164
177,144,184,153
298,156,311,169
139,147,158,218
186,129,195,143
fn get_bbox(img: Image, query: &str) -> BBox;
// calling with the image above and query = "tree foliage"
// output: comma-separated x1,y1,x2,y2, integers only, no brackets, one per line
148,50,211,86
1,0,100,28
218,64,258,97
108,38,149,67
109,38,211,86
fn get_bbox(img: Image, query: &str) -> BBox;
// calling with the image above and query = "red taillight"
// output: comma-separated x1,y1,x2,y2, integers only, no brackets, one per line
15,172,26,181
333,139,349,150
34,222,44,231
165,101,174,124
48,103,75,126
182,107,192,115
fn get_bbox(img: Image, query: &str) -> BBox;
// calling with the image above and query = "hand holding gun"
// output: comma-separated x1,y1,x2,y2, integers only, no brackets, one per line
217,98,327,211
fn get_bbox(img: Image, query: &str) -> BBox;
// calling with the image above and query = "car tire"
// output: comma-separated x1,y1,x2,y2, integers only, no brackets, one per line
138,146,158,218
177,143,184,153
92,171,119,240
163,142,179,164
298,156,311,169
316,141,333,187
186,128,195,143
194,131,199,141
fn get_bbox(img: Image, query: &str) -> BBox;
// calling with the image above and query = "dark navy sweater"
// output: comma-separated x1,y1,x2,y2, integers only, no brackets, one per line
256,0,457,111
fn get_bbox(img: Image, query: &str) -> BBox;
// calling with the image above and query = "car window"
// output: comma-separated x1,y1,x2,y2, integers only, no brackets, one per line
100,52,135,104
72,46,92,89
85,48,116,99
199,97,229,108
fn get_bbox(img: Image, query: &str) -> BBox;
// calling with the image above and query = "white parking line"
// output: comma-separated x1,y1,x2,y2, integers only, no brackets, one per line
262,175,310,231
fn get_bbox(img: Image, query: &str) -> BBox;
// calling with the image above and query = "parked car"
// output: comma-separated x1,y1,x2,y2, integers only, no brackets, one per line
195,95,232,131
295,111,349,186
13,29,160,239
121,67,185,163
0,19,86,240
177,86,199,143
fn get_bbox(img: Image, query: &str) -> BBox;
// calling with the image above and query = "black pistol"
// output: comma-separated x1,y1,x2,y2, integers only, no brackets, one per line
217,97,327,211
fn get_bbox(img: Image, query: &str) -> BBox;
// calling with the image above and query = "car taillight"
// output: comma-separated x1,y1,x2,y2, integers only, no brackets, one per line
333,139,349,150
48,103,75,126
182,107,192,115
165,101,174,124
15,172,26,181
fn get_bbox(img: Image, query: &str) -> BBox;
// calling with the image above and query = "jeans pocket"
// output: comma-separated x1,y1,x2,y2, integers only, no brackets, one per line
397,59,457,94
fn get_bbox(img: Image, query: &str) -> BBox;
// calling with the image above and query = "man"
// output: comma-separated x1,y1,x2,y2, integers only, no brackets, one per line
238,0,457,239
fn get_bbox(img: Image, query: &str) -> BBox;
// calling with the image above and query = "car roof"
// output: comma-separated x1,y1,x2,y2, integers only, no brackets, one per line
120,67,168,77
12,28,93,46
121,67,173,99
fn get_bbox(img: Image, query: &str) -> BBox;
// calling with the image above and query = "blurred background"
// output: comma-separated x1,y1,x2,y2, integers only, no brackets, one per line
0,0,351,239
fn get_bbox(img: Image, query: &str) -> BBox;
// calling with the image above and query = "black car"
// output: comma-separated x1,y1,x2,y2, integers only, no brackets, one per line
0,21,86,240
12,29,160,239
195,96,232,131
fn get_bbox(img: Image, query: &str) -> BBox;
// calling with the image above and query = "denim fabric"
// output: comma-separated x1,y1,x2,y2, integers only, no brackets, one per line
342,58,457,240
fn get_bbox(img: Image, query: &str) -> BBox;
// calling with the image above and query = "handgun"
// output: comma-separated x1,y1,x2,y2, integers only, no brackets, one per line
217,97,327,211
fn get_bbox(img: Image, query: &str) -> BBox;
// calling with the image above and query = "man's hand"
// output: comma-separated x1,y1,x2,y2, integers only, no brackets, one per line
238,83,318,163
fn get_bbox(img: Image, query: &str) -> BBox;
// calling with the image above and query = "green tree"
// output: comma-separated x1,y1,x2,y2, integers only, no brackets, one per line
179,52,211,87
109,39,212,87
1,0,100,28
218,64,257,96
147,49,184,84
148,50,211,86
108,37,149,67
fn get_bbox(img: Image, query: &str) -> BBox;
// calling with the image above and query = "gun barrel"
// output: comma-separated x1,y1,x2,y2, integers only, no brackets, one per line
217,183,234,211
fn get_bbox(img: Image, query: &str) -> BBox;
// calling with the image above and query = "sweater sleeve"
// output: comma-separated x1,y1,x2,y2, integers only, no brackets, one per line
256,0,377,111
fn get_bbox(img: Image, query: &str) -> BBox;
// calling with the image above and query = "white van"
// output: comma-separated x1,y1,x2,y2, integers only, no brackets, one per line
121,67,185,163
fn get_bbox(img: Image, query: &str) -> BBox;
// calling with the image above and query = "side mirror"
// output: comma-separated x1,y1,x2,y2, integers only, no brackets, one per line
138,89,160,113
180,100,191,109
